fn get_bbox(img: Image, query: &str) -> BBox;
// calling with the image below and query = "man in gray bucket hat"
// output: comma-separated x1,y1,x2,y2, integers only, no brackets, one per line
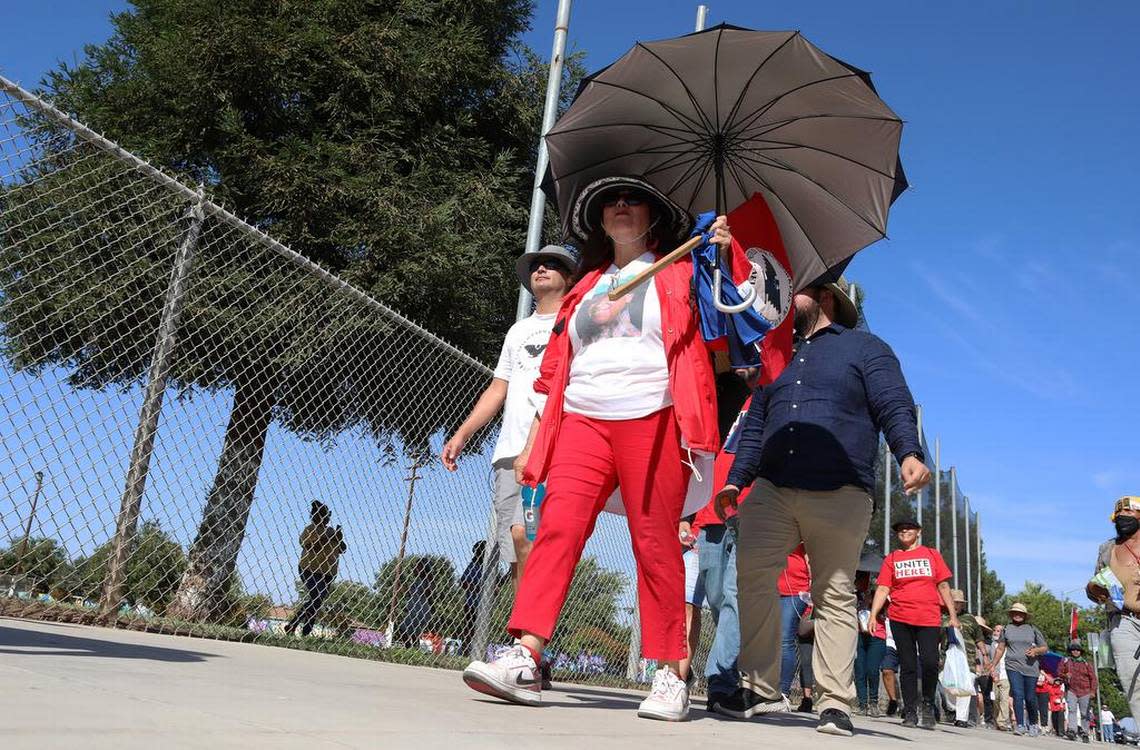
443,244,578,585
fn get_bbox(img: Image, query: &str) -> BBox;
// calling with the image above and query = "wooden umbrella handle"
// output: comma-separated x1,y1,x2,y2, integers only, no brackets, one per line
606,234,704,301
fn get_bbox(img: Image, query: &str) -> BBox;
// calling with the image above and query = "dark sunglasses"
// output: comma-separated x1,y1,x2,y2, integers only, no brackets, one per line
530,259,569,274
600,190,649,208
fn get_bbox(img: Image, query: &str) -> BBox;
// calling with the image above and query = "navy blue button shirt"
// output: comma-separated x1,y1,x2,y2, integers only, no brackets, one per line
726,324,921,493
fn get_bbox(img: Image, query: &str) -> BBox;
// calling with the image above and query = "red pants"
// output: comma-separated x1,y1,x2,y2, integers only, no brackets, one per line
508,408,689,660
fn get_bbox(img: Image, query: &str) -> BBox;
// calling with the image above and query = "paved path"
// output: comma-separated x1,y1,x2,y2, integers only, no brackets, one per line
0,617,1074,749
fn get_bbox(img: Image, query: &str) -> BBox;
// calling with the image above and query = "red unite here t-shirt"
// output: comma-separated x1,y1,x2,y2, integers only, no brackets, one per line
877,546,952,627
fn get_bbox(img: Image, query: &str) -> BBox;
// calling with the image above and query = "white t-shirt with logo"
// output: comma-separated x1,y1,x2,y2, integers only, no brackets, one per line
492,312,556,463
563,252,672,420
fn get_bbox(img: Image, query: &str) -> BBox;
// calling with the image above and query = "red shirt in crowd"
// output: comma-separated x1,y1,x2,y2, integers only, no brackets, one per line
876,545,952,627
778,544,811,596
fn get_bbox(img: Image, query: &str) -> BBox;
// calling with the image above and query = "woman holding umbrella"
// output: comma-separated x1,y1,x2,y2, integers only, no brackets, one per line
462,175,739,722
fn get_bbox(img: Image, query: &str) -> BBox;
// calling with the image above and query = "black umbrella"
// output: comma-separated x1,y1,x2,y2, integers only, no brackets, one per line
543,23,907,291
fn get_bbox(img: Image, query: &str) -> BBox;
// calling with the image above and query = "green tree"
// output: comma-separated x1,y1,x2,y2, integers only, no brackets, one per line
978,549,1006,622
321,580,385,633
1,0,582,622
0,536,72,595
72,520,187,612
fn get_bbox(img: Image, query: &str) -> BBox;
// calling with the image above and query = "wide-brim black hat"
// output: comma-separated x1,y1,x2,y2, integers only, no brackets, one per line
570,175,693,242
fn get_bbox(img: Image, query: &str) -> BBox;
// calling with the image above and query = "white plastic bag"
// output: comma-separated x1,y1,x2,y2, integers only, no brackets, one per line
940,629,976,697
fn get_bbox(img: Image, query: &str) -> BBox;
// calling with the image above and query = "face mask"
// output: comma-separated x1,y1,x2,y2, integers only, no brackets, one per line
1115,514,1140,543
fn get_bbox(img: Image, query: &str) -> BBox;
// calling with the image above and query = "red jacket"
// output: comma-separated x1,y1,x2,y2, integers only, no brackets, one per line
522,250,729,487
1059,658,1098,698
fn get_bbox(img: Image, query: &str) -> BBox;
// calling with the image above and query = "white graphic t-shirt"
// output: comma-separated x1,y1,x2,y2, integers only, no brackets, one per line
492,312,556,462
563,252,672,420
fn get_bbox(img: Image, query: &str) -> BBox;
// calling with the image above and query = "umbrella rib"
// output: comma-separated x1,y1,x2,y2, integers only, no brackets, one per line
685,157,718,216
585,79,708,134
735,150,887,237
727,72,865,138
635,42,717,134
728,157,835,287
643,148,713,179
548,142,710,184
653,148,716,200
733,113,903,143
722,31,800,130
713,26,724,132
739,137,899,181
548,121,708,143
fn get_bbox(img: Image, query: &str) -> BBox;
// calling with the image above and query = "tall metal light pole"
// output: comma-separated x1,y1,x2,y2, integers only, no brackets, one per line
515,0,573,320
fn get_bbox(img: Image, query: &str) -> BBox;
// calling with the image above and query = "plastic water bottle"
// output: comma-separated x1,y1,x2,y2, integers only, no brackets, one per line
522,483,546,541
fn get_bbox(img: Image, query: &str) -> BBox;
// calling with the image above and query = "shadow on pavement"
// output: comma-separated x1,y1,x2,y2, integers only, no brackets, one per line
0,623,216,663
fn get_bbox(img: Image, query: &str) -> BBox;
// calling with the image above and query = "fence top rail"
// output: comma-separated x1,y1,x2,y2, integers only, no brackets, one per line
0,74,492,376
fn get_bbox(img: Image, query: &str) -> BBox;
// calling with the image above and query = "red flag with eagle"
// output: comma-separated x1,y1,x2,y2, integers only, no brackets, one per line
691,194,794,533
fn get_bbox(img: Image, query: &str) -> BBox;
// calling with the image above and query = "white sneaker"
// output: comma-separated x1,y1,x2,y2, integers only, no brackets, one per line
462,645,542,706
638,666,690,721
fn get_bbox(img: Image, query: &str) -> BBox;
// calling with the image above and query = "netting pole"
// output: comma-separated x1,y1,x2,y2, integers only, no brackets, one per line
386,459,422,638
915,405,923,528
976,512,983,614
16,470,44,577
99,195,204,619
626,594,642,682
934,438,942,557
964,496,972,610
950,466,959,589
470,506,500,660
883,442,891,553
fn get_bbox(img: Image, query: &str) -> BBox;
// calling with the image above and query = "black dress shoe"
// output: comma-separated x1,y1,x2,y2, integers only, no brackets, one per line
817,708,854,737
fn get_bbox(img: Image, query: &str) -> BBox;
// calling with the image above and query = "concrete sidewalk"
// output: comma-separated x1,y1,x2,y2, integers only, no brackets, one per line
0,617,1061,749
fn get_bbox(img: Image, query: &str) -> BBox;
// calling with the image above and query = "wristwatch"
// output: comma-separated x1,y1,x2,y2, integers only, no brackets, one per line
899,450,925,464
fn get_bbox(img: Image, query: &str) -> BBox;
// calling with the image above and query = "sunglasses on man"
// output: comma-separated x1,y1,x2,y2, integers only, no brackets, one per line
529,259,570,275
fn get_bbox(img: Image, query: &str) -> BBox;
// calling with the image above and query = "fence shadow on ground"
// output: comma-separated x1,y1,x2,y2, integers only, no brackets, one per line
0,621,214,662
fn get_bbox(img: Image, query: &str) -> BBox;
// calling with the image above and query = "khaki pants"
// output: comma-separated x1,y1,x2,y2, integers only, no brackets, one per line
737,479,873,714
994,678,1011,730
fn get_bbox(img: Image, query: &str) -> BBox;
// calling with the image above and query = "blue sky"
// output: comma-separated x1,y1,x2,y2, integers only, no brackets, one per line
3,1,1139,606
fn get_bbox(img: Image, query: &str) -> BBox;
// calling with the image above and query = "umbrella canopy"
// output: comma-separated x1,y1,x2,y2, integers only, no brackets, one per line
544,23,907,290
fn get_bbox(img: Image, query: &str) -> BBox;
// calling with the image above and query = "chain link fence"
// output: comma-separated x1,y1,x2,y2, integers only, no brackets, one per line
0,76,990,697
0,76,650,686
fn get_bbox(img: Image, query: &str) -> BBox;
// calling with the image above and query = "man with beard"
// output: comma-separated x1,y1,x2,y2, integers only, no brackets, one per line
713,276,930,737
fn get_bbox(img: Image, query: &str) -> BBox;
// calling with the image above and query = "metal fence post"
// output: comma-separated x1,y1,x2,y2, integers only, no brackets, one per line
964,497,972,611
915,405,923,528
976,512,983,614
880,437,889,549
99,195,204,618
950,466,959,589
470,505,501,660
626,595,642,682
934,437,941,554
515,0,573,320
